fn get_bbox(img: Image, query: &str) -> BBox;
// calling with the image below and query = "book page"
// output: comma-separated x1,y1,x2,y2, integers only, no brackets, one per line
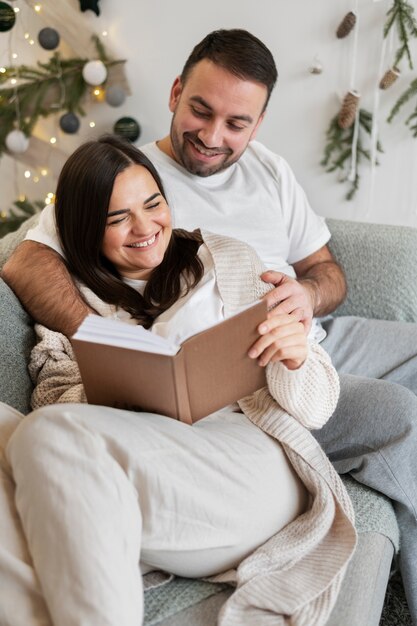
73,315,179,356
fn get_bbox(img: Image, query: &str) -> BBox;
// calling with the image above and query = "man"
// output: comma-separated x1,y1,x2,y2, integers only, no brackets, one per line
3,29,417,622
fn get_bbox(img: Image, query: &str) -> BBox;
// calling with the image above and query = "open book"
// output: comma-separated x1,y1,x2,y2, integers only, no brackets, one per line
71,300,268,424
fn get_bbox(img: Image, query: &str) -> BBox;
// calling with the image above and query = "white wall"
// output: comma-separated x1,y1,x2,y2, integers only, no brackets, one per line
2,0,417,227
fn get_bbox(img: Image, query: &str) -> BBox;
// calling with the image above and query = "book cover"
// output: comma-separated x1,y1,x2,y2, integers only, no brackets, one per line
71,300,268,424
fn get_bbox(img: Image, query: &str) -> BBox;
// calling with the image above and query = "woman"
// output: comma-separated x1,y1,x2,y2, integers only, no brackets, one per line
7,136,355,626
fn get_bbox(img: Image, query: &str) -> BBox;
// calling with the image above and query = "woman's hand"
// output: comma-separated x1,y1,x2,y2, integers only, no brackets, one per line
248,311,308,370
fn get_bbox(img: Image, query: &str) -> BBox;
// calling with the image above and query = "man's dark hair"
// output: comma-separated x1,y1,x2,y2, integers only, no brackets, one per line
180,29,278,110
55,135,203,328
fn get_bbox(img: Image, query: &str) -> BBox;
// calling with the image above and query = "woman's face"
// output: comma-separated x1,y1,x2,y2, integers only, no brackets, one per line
102,164,172,280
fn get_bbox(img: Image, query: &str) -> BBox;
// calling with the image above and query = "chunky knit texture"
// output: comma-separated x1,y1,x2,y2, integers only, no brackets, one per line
29,231,356,625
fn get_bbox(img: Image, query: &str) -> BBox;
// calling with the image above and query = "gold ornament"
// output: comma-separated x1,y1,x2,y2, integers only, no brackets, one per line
379,66,401,90
336,11,357,38
338,90,360,129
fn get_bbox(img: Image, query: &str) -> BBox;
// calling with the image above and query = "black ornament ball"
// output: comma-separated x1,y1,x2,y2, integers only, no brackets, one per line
0,2,16,32
113,117,141,142
38,27,60,50
59,112,80,134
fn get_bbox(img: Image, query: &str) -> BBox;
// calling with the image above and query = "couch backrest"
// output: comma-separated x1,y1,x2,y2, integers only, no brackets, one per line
327,218,417,323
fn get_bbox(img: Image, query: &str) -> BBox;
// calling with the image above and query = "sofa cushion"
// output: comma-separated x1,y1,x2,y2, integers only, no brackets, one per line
327,218,417,322
0,279,35,414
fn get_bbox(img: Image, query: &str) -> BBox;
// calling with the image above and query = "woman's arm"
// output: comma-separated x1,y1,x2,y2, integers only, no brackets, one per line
265,341,340,430
29,324,86,409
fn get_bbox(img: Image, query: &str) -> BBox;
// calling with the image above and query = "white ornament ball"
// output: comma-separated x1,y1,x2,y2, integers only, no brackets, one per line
82,60,107,86
5,129,29,153
105,84,126,107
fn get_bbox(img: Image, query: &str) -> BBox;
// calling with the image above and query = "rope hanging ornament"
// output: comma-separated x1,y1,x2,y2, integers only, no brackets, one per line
379,66,401,89
338,90,360,128
336,11,357,38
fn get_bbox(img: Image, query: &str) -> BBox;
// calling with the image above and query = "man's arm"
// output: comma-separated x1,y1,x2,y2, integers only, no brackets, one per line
1,241,92,336
262,245,347,332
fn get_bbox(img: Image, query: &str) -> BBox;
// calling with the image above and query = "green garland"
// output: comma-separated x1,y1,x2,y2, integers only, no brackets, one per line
0,36,125,155
321,109,383,200
0,198,44,238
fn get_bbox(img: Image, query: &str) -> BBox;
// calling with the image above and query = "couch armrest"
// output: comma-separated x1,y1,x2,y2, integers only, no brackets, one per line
326,218,417,322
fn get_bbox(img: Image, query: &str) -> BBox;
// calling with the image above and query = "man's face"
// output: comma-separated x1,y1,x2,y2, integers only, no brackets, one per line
168,59,267,177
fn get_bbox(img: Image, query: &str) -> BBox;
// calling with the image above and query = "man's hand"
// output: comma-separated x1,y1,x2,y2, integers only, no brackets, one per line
248,311,307,369
260,245,347,333
261,270,314,334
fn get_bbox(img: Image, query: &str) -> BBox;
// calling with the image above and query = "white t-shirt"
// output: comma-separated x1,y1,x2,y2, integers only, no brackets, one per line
25,140,329,340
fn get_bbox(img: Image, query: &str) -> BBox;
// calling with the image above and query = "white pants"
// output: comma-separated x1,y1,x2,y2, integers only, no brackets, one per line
1,401,307,626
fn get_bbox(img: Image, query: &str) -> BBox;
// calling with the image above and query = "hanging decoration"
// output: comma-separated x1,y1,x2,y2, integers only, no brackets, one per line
105,84,127,107
82,59,107,86
5,129,29,153
0,36,126,156
113,116,141,142
379,66,401,89
321,109,383,200
338,90,360,128
336,11,357,38
383,0,417,70
38,27,60,51
387,76,417,134
59,112,80,134
78,0,101,17
309,55,323,75
0,1,16,32
384,2,417,137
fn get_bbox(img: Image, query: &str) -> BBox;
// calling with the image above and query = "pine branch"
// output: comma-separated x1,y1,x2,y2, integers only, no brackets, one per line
384,0,417,69
321,109,383,200
0,198,44,238
387,76,417,122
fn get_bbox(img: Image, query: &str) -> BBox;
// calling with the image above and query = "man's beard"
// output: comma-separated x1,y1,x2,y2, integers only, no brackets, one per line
170,125,238,177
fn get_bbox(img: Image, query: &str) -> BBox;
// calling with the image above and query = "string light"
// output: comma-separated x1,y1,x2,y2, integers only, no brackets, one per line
89,121,96,128
49,137,57,144
12,53,18,60
29,40,35,46
24,33,30,40
33,176,40,183
24,170,31,179
10,78,17,85
0,67,6,73
41,168,48,176
102,31,108,37
13,7,20,13
34,4,42,12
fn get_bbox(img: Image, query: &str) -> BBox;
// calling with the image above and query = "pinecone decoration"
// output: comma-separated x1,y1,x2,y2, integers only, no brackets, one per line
338,90,360,129
336,11,357,38
379,66,401,90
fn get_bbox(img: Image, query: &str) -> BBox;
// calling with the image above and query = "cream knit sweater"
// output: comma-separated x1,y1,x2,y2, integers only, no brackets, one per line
29,231,356,626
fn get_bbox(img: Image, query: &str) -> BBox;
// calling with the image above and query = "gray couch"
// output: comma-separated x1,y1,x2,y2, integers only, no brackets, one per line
1,216,416,625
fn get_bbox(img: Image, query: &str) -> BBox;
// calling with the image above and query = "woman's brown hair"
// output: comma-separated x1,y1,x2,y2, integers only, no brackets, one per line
55,135,203,328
